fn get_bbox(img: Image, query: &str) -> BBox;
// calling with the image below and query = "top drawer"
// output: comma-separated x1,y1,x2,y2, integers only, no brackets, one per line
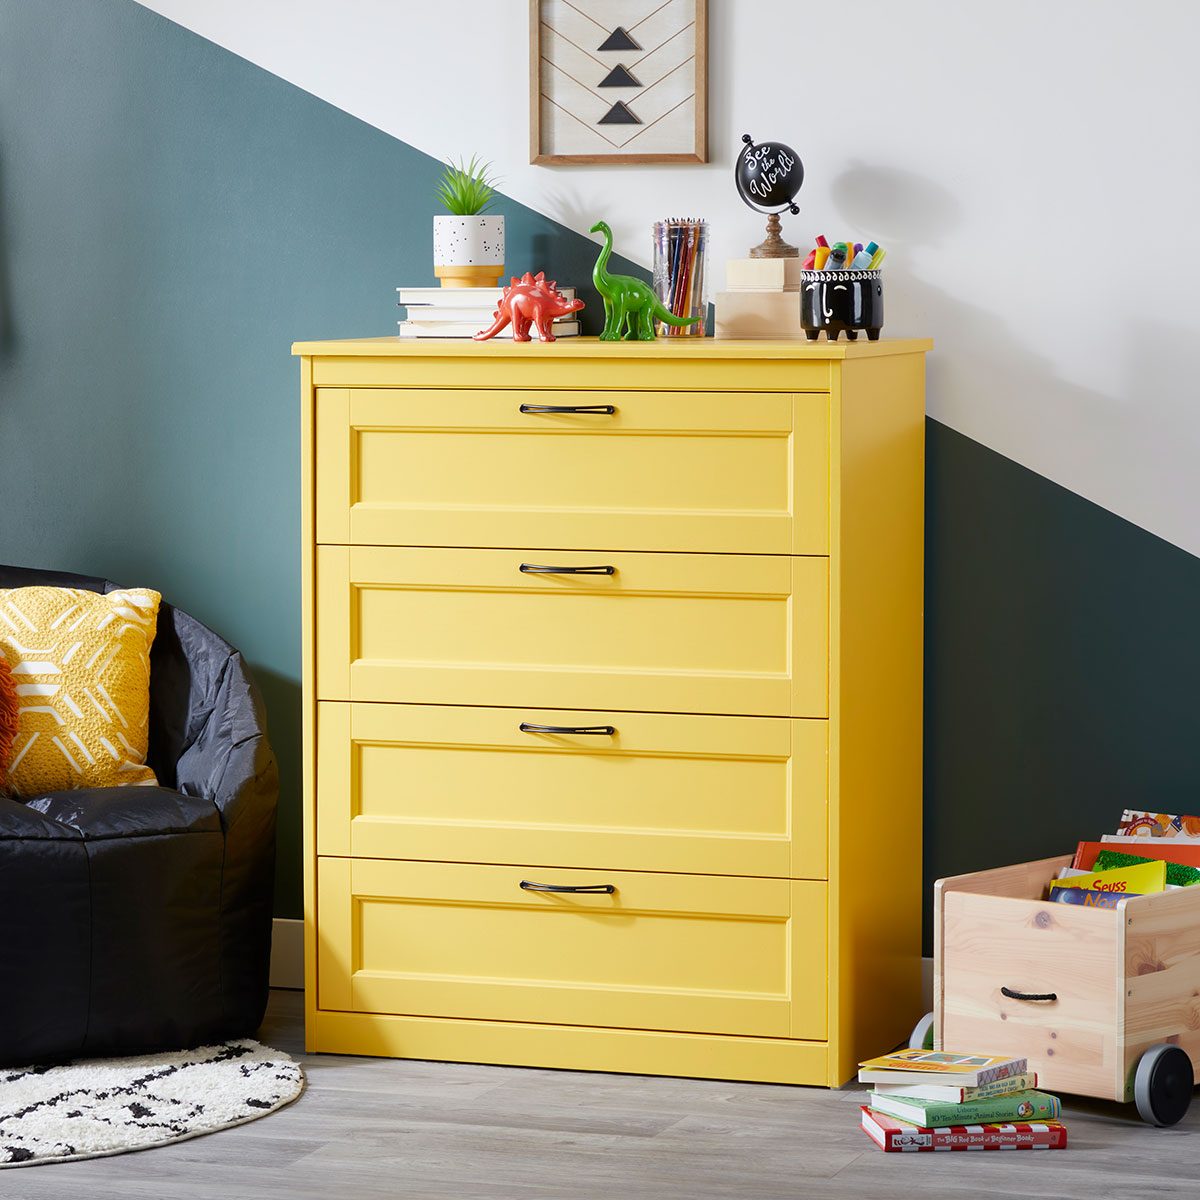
314,389,829,555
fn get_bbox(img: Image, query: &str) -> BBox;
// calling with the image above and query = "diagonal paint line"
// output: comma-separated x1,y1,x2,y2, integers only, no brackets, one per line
629,0,676,33
612,92,693,147
559,0,610,34
629,22,694,68
635,55,694,101
544,56,606,102
541,20,605,68
541,94,621,147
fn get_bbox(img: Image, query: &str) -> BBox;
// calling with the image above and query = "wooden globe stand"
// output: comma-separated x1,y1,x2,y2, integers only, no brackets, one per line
749,212,799,259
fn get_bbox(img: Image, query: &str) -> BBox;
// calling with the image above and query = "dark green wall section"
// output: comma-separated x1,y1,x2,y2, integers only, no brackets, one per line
0,0,646,918
924,420,1200,949
4,2,1199,938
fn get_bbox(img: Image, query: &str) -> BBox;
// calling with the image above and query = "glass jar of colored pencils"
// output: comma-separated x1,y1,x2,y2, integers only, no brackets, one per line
652,219,708,337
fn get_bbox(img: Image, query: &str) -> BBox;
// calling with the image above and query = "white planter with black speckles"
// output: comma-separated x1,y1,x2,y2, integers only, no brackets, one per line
433,214,505,287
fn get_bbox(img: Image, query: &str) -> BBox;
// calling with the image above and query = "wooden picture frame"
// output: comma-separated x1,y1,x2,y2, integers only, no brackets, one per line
530,0,707,165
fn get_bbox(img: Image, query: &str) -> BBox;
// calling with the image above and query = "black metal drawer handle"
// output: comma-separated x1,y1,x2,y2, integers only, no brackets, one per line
520,723,615,736
519,563,615,575
520,880,616,894
519,403,616,415
1001,986,1057,1002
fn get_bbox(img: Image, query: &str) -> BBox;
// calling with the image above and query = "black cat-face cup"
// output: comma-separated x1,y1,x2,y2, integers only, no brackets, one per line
800,269,883,341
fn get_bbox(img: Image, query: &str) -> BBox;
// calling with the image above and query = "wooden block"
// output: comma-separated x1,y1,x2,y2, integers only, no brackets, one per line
714,291,802,340
725,258,804,292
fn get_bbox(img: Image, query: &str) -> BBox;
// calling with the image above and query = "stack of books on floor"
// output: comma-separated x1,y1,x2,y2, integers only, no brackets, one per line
858,1048,1068,1152
713,257,803,339
397,286,580,339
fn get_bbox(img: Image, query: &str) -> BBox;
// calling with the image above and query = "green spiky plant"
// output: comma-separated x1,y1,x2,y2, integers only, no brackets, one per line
434,155,498,216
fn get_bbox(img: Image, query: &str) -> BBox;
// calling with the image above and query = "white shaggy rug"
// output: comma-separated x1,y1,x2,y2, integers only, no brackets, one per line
0,1039,304,1167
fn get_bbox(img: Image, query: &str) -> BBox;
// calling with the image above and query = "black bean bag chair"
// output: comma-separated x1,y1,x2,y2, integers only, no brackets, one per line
0,564,278,1063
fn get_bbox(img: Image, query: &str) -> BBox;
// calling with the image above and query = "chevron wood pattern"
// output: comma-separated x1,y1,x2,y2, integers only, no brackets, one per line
531,0,706,163
0,586,160,793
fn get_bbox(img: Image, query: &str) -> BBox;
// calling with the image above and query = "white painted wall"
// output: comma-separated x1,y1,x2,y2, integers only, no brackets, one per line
136,0,1200,555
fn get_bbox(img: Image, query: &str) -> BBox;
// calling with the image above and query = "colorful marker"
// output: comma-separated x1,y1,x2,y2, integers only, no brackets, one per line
815,235,829,248
868,245,887,269
826,244,848,271
853,242,863,256
850,249,874,269
802,249,817,269
813,245,831,270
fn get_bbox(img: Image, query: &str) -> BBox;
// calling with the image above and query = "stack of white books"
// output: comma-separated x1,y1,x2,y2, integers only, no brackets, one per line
714,258,803,339
397,287,581,339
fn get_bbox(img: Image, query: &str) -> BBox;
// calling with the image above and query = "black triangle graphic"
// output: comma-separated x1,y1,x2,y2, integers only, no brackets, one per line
597,100,641,126
598,63,642,88
597,26,641,52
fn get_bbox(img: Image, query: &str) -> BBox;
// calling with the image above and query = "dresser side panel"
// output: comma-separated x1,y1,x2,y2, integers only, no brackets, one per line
827,352,927,1085
300,355,320,1049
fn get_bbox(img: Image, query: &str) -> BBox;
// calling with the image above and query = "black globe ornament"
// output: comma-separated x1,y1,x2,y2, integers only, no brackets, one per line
735,133,805,259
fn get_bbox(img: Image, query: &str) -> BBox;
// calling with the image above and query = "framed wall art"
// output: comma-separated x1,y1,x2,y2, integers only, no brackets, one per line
529,0,707,165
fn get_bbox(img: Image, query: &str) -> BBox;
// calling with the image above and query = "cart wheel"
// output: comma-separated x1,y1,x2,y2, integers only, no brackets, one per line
908,1011,935,1051
1134,1044,1194,1127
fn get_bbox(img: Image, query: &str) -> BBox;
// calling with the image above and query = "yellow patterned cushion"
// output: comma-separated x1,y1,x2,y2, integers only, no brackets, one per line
0,586,161,794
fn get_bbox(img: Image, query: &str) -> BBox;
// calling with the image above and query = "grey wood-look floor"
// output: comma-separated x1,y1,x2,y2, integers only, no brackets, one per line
8,989,1200,1199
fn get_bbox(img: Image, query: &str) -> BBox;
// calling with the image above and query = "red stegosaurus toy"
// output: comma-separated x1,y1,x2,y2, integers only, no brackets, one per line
473,272,584,342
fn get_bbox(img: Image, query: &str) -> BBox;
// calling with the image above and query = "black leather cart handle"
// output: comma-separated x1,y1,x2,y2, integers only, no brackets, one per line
1001,986,1057,1002
520,880,615,895
519,563,615,575
519,403,616,415
519,723,615,736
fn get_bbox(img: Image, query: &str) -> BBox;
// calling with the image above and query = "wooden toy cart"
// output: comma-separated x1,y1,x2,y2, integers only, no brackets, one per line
908,854,1200,1126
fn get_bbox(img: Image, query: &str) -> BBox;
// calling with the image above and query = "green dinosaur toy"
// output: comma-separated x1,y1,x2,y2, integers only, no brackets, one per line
590,221,703,341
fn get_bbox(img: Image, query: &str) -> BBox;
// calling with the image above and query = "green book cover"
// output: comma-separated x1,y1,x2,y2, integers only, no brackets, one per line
1093,849,1200,888
868,1089,1061,1128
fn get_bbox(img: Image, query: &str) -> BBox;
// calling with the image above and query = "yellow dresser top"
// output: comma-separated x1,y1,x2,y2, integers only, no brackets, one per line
292,336,932,360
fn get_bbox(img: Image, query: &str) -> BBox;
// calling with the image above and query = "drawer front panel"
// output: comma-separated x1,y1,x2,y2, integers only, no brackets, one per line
317,858,827,1039
315,389,829,555
315,546,828,717
316,703,828,878
941,892,1121,1099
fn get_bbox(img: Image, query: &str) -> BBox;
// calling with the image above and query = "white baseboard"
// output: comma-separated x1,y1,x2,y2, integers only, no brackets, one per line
270,917,304,990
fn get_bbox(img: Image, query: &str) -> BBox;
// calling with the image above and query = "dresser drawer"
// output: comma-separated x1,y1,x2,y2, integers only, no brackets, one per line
317,858,827,1039
316,702,827,878
315,546,828,717
314,388,828,555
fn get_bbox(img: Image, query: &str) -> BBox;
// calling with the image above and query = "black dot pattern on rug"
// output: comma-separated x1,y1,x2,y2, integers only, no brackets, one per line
0,1039,303,1169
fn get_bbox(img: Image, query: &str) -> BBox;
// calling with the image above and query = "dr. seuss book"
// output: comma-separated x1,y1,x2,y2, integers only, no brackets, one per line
872,1071,1039,1103
857,1049,1026,1087
1048,860,1166,897
860,1107,1068,1153
867,1088,1061,1129
1092,847,1200,887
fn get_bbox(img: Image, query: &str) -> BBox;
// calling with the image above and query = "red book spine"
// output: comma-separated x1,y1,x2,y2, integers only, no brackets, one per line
1075,839,1200,870
861,1107,1068,1152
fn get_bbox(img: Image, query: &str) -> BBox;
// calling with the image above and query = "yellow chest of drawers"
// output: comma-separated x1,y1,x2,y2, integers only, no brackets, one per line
294,336,930,1086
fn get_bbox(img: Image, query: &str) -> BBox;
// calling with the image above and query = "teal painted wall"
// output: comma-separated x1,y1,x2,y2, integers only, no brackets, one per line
3,1,1199,947
923,420,1200,946
0,0,646,918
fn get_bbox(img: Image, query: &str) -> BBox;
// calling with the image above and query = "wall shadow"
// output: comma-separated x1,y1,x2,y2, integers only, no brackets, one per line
247,663,302,921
